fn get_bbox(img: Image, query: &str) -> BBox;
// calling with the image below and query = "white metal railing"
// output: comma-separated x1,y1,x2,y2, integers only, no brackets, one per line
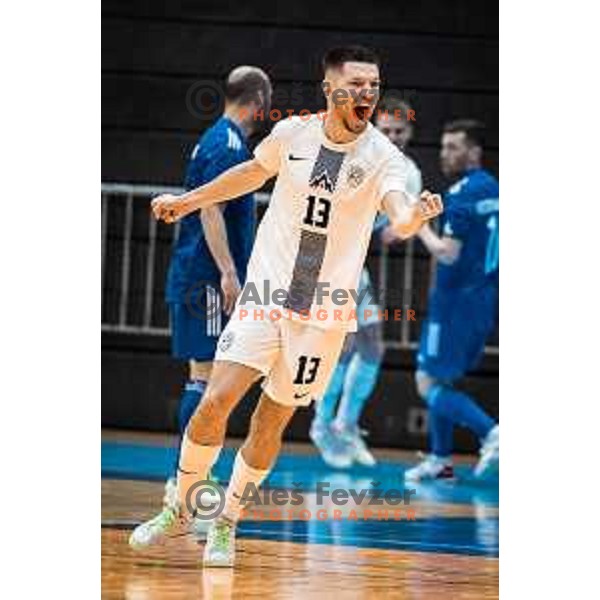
101,183,498,355
102,183,182,335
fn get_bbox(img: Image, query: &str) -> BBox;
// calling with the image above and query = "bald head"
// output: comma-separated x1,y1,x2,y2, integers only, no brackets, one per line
225,66,271,107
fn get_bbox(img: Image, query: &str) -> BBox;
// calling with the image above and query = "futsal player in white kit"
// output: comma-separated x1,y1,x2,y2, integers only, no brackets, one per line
151,45,443,567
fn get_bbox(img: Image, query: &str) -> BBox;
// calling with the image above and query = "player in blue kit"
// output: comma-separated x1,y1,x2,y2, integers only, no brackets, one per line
405,119,499,481
129,66,272,547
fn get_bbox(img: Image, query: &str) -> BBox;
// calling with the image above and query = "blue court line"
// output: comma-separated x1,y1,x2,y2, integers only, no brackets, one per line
101,441,499,506
238,518,499,557
102,440,498,557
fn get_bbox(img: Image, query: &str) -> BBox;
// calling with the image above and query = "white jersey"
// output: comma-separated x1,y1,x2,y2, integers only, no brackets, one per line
243,114,409,331
372,153,422,232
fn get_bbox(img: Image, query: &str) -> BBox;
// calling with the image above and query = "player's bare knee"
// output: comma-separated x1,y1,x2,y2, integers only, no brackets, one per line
188,388,229,437
186,411,203,441
341,333,356,356
189,360,212,381
367,335,385,362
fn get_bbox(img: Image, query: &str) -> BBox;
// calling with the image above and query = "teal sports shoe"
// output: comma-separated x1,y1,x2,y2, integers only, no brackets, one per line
337,425,377,467
310,423,353,469
474,425,499,478
404,454,455,482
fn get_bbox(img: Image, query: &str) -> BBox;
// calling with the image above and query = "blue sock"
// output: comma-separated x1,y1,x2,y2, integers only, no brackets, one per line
172,379,206,476
314,360,349,429
427,385,494,441
335,354,381,429
428,410,454,458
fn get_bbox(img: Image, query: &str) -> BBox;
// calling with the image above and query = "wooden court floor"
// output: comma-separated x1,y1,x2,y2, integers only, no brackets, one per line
102,525,498,599
102,440,499,599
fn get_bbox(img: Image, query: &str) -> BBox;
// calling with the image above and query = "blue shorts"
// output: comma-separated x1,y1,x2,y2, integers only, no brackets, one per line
169,286,227,361
417,286,497,381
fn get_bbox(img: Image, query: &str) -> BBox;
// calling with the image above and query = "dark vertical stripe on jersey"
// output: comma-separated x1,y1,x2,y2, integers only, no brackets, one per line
308,146,345,193
284,145,345,312
284,230,328,313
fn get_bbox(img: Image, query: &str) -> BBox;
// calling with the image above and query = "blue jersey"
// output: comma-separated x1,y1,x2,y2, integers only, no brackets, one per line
417,168,498,379
435,168,499,293
165,117,255,303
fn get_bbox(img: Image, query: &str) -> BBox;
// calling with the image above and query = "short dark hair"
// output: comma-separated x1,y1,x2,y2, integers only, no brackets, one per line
224,66,270,105
322,46,380,74
444,119,486,148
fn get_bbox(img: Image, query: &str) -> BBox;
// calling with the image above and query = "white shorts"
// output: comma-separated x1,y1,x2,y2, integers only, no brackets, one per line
214,308,346,407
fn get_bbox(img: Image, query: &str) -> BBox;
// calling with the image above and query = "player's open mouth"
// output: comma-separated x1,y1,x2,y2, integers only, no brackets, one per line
353,105,371,122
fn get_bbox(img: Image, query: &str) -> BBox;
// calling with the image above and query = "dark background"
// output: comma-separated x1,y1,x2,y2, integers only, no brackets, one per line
101,0,498,452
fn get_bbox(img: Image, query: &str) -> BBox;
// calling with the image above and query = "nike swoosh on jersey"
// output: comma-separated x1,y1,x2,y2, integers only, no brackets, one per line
288,154,310,161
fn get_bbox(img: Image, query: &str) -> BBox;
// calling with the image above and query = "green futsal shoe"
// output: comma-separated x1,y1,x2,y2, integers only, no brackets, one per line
203,517,237,567
128,476,213,549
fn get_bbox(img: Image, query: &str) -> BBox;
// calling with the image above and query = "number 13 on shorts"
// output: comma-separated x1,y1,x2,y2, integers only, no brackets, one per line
294,355,322,384
264,321,346,407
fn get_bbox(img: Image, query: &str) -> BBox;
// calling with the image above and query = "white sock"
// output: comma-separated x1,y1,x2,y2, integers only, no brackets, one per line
177,435,222,516
222,451,270,523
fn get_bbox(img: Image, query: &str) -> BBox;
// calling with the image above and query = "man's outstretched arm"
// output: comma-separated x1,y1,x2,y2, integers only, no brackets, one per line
152,158,274,222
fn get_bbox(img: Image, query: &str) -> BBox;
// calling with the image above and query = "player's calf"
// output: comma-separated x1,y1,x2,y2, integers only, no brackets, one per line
179,367,254,510
203,394,295,567
176,389,233,514
240,393,295,469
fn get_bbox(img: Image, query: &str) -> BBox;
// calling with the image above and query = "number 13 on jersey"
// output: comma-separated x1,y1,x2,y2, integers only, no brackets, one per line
303,195,331,229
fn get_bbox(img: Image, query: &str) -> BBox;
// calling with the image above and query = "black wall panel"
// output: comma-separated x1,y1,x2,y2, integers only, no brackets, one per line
102,1,499,186
102,1,497,38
